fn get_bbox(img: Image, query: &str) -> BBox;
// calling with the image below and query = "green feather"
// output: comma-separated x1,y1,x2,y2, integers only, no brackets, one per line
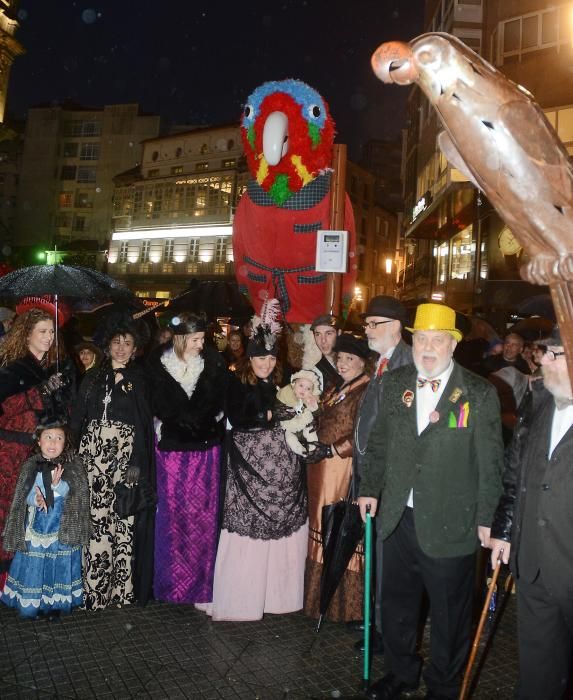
247,126,255,150
308,123,320,148
269,175,292,205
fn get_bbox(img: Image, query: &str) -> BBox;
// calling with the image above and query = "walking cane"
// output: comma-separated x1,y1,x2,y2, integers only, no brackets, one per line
459,551,503,700
362,505,373,692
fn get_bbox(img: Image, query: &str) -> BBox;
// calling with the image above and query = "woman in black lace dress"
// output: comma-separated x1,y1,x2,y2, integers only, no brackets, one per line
203,332,307,621
71,316,155,610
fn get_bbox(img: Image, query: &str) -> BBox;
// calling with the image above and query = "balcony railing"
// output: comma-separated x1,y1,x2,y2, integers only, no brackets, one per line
109,260,235,277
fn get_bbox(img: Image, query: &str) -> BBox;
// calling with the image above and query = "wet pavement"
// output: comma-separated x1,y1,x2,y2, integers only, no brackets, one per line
1,586,521,699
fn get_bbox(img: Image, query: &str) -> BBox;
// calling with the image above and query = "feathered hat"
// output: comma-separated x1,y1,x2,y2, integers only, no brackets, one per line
247,297,282,357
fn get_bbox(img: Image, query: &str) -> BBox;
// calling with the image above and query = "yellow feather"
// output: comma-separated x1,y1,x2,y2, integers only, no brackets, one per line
291,155,313,185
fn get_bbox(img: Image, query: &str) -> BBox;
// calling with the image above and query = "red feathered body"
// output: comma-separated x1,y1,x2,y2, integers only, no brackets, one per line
233,184,356,324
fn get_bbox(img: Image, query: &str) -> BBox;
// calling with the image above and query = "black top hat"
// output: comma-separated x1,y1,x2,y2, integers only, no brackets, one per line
361,295,409,326
169,313,207,336
334,333,370,360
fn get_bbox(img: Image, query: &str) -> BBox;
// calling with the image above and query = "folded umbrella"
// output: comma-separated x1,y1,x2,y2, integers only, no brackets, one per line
316,498,364,632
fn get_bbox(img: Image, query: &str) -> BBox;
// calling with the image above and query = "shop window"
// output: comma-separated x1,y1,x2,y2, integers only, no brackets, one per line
450,226,475,280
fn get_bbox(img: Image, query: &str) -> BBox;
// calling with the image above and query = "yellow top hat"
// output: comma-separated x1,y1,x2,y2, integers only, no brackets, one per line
406,303,462,342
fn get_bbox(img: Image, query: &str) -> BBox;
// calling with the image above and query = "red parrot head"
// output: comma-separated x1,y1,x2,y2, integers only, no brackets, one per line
240,79,336,205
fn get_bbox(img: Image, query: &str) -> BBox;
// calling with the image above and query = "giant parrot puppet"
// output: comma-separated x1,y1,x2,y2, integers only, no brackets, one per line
233,79,356,324
371,32,573,386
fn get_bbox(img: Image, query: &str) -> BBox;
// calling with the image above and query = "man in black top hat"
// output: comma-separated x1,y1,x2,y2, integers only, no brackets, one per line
310,314,342,392
353,295,413,654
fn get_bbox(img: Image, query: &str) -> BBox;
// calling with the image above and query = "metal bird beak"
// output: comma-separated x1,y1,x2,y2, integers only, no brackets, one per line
263,111,289,165
371,41,418,85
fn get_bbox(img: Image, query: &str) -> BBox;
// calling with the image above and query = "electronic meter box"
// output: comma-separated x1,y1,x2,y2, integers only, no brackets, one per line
315,230,348,273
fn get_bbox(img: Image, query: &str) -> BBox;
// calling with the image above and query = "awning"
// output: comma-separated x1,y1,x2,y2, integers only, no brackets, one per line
405,182,475,240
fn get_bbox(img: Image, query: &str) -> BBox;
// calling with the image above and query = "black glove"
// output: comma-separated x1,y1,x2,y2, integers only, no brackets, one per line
125,466,140,485
40,373,65,396
305,441,333,464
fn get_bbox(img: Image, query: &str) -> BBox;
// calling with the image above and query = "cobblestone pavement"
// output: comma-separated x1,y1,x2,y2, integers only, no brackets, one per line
1,586,522,700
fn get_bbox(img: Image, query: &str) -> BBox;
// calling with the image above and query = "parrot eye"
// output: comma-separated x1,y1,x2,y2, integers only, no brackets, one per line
244,104,254,120
308,104,321,119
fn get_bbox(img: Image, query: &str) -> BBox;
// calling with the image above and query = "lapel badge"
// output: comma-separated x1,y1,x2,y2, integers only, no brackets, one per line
449,387,462,403
429,410,440,423
402,389,414,408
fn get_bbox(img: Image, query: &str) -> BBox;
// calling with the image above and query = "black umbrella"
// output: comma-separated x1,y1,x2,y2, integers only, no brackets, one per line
516,294,555,322
163,280,253,320
317,499,364,631
510,316,554,341
0,264,133,368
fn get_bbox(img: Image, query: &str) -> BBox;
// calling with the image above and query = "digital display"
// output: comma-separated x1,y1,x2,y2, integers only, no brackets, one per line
324,234,339,242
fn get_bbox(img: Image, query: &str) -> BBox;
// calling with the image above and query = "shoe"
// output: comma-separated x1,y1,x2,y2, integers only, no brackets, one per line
354,631,384,655
366,674,418,700
347,619,365,633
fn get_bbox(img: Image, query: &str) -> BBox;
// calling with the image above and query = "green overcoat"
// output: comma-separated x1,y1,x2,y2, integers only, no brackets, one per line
359,362,503,558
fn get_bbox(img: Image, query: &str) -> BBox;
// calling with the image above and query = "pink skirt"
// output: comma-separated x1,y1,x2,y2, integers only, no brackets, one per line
197,521,308,621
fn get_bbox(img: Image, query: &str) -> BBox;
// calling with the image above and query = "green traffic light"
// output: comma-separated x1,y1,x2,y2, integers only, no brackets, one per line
36,251,46,261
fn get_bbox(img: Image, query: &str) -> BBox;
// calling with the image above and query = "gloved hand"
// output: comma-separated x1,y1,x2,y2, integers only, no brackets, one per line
125,466,140,485
40,373,65,396
305,441,333,464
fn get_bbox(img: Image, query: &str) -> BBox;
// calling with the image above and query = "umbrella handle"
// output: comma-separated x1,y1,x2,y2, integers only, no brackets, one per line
459,551,504,700
362,506,373,690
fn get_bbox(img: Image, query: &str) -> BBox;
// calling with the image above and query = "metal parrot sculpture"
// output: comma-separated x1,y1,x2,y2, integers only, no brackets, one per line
233,79,356,323
371,32,573,384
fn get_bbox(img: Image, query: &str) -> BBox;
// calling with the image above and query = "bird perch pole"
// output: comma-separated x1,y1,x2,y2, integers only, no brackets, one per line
325,143,347,316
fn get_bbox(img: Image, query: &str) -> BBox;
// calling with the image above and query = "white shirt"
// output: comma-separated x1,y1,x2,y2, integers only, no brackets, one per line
548,402,573,459
407,360,455,508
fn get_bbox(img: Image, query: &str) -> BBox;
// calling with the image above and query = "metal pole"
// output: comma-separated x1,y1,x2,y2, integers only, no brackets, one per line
362,506,373,691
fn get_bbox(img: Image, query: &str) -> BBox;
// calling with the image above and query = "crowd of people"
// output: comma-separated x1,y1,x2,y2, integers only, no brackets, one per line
0,294,571,699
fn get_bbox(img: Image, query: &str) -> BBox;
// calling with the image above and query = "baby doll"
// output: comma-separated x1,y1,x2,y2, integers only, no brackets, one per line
275,369,322,456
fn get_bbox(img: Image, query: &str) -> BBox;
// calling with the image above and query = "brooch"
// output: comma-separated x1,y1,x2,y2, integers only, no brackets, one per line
449,387,463,403
402,389,414,408
429,410,440,423
449,401,470,428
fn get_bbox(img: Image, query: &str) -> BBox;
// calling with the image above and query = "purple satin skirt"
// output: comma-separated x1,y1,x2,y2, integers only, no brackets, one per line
154,445,221,604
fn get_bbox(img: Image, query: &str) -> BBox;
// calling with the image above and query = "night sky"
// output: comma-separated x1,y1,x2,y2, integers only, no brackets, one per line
8,0,425,158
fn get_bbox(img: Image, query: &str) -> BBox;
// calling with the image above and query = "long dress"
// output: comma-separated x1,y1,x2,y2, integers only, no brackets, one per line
304,373,369,622
148,344,227,604
0,353,73,588
205,375,308,621
1,453,90,618
71,362,155,610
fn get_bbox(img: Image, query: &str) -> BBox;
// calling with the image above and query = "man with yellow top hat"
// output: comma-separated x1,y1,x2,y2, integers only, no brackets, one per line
358,303,504,700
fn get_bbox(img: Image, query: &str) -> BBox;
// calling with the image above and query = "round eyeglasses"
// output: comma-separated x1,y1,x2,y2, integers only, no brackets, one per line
544,349,566,362
362,320,395,330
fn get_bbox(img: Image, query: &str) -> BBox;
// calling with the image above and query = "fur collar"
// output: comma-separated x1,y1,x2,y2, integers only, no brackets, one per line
160,348,204,398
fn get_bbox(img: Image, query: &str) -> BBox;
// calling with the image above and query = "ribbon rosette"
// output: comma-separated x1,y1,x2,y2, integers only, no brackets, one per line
448,401,470,428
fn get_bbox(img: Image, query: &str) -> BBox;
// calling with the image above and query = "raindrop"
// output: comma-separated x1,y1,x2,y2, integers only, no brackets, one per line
2,245,11,256
95,187,102,193
125,623,132,631
17,8,28,21
81,8,97,24
392,10,399,19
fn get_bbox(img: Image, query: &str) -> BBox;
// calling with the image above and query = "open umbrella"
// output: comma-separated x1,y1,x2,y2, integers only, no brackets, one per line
162,280,253,320
0,264,133,368
509,316,554,341
516,294,555,322
316,499,364,631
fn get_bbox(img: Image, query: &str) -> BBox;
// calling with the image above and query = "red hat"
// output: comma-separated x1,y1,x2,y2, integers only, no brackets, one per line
15,296,71,327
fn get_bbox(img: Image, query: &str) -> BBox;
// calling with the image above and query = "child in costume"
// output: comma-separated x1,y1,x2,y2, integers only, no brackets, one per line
275,369,322,456
1,419,90,619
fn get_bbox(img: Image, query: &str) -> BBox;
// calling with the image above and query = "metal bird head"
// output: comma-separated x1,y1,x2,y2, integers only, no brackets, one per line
240,79,336,205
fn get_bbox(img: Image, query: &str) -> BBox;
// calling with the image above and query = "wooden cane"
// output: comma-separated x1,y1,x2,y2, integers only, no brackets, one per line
459,552,503,700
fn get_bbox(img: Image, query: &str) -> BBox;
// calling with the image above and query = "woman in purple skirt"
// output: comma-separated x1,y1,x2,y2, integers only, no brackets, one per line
148,313,227,604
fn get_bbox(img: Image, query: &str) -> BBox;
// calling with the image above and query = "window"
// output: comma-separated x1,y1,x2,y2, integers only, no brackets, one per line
55,213,72,228
73,215,87,232
449,226,475,280
148,168,159,177
175,147,183,158
74,191,92,208
118,241,129,263
171,166,183,174
222,159,236,169
188,238,200,262
62,142,78,158
214,238,227,263
151,150,159,161
60,165,77,180
63,120,102,137
434,242,449,285
497,7,569,65
77,167,97,183
80,143,100,160
164,239,174,263
58,192,73,208
141,240,151,263
200,143,208,155
195,162,209,172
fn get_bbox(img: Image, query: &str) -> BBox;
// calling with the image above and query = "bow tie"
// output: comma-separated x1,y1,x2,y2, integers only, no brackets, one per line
417,377,441,392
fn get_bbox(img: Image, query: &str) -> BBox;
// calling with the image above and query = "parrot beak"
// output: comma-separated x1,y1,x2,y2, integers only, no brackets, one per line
263,111,289,165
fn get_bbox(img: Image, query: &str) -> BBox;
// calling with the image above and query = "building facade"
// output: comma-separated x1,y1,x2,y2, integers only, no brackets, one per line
14,103,160,262
0,1,23,124
107,124,247,298
400,0,573,326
